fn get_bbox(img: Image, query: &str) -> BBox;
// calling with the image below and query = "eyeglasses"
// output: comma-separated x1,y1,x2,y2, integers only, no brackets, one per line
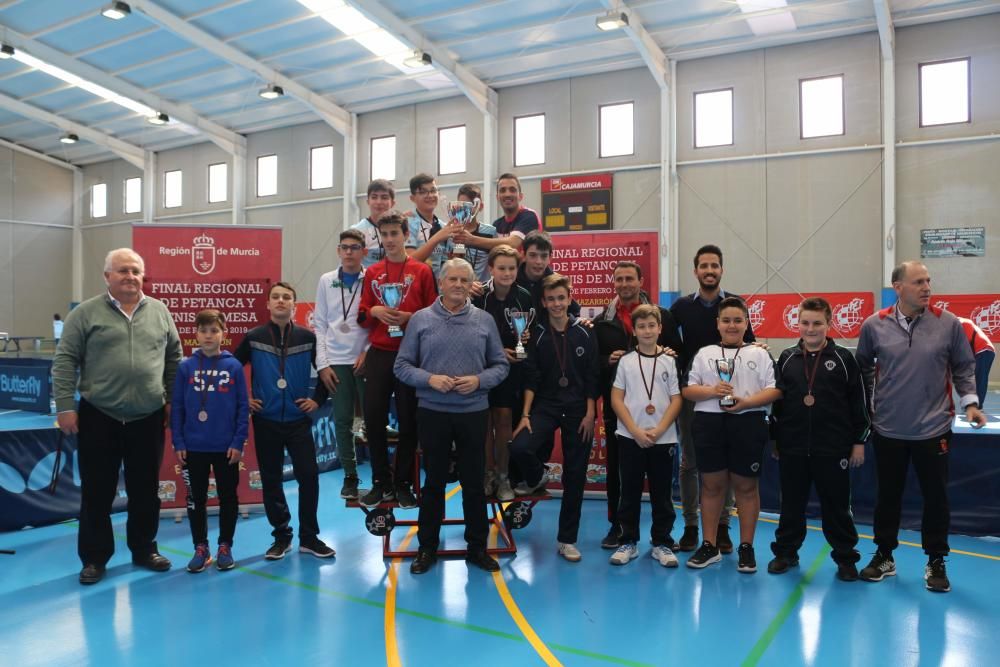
338,244,363,252
416,187,439,196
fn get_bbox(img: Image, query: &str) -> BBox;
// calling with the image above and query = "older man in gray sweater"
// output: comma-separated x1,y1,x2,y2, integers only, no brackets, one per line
394,258,510,574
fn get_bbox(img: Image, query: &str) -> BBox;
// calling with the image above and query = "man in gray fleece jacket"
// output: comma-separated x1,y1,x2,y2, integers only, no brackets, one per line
394,258,509,574
855,261,986,593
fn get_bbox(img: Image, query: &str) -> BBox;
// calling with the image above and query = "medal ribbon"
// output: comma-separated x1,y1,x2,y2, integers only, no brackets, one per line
638,348,660,406
801,345,825,400
196,352,220,415
268,323,291,382
339,268,361,323
551,328,569,384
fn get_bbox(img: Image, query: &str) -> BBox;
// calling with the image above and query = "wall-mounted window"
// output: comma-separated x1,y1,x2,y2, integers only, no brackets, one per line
124,177,141,214
208,162,228,203
438,125,466,175
370,135,396,182
919,57,970,127
514,113,545,166
257,154,277,197
599,102,634,158
800,75,844,139
694,88,733,148
310,145,334,190
91,183,107,218
164,170,182,209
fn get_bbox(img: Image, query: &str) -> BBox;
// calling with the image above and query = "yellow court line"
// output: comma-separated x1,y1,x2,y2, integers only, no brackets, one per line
489,512,563,666
755,515,1000,561
385,485,464,667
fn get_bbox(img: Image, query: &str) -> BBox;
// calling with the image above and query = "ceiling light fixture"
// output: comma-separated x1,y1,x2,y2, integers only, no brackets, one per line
403,50,432,68
258,84,284,100
0,44,14,59
60,133,79,144
596,11,629,31
147,112,169,125
101,2,131,20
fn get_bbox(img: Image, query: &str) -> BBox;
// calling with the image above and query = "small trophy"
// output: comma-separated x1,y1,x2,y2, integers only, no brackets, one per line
504,308,536,359
374,281,406,338
447,198,481,258
714,358,736,408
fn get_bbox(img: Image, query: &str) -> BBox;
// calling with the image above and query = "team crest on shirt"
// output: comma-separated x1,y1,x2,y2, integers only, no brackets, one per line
576,346,585,357
661,371,670,382
746,360,757,370
750,462,760,473
825,360,836,371
669,446,676,457
840,458,849,470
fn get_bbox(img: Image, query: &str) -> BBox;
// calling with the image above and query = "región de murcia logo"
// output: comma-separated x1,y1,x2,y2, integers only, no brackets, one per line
192,233,216,276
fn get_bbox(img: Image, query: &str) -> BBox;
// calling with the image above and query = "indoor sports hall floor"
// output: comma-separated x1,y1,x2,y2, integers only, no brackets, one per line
2,464,998,667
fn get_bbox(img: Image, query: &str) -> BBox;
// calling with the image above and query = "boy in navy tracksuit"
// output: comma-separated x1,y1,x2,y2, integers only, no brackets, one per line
171,309,249,572
769,298,869,582
234,282,333,560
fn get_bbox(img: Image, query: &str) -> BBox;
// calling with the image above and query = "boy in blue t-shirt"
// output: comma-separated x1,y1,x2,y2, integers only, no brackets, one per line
171,309,250,572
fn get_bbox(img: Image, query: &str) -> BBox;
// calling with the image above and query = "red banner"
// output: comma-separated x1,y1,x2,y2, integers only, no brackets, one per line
548,230,659,320
541,230,660,493
933,294,1000,342
133,225,282,510
742,292,874,339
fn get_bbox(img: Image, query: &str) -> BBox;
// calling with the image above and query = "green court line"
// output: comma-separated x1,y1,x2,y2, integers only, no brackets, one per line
128,536,654,667
741,545,832,667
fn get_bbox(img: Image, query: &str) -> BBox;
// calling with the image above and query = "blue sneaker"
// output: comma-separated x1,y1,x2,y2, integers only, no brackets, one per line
187,543,212,573
216,544,235,571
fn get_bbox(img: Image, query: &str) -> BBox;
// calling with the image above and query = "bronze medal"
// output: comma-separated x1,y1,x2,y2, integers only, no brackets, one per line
803,394,815,407
645,404,656,415
558,376,569,388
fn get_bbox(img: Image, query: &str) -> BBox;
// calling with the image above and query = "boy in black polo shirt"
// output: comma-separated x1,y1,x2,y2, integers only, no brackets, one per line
510,274,599,563
770,297,869,581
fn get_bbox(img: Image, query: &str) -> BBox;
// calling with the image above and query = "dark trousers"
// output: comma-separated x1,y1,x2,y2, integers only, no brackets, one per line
616,436,676,546
510,403,592,544
77,400,164,566
771,454,859,564
604,418,621,532
416,408,489,553
183,451,240,547
253,416,319,542
363,347,418,487
872,431,951,557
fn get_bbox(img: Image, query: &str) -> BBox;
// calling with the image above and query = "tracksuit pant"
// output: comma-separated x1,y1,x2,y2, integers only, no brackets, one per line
253,415,320,543
183,451,240,547
363,347,418,488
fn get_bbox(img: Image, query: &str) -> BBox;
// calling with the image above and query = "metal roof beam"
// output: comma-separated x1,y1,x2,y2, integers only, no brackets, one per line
347,0,498,116
1,26,245,157
0,91,145,168
599,0,669,89
128,0,352,136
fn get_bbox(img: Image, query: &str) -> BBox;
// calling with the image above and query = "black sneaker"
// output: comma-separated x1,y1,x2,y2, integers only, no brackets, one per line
79,563,105,585
717,524,733,554
340,475,360,500
860,551,896,582
360,483,394,508
410,549,437,575
767,554,799,574
265,540,292,560
686,541,721,569
600,526,621,550
737,543,757,573
299,538,336,558
677,525,699,552
837,562,859,582
925,557,951,593
466,550,501,572
395,484,418,509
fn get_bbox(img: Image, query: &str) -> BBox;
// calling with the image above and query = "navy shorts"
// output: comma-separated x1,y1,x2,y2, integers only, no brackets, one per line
488,365,521,410
690,411,769,477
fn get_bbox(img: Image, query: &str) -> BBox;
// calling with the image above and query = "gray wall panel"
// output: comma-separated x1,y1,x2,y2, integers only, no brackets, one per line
12,224,73,335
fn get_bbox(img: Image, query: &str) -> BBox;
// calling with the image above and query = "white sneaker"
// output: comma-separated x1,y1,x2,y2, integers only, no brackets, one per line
495,476,515,502
483,470,497,496
609,543,638,565
558,543,582,562
651,545,679,568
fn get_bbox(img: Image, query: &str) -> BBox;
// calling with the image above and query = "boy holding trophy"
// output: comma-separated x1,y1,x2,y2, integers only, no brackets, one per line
681,297,779,573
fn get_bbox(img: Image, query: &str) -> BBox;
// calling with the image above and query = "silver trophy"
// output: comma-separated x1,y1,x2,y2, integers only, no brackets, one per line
374,281,406,338
504,308,536,359
447,198,481,258
714,358,736,408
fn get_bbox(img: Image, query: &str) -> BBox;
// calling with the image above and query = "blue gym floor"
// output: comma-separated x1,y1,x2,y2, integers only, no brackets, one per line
1,463,999,667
